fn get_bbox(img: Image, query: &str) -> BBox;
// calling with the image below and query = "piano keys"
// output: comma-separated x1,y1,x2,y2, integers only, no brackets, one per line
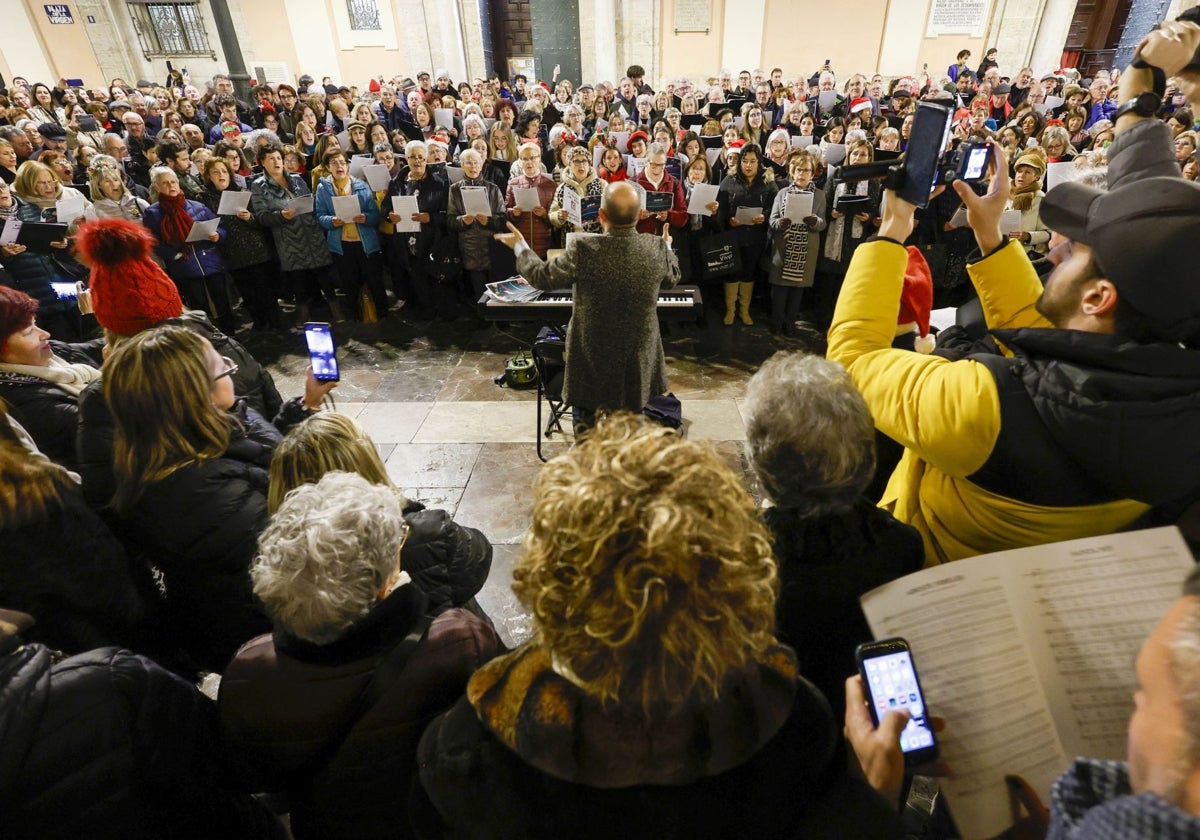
477,285,704,323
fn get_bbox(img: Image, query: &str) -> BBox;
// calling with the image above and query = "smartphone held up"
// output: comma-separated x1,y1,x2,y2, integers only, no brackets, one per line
304,322,340,383
856,638,940,767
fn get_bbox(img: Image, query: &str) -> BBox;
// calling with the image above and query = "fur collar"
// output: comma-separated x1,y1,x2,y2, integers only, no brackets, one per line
467,642,798,788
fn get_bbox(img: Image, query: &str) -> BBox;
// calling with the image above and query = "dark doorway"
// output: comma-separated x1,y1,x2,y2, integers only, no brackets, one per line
489,0,534,81
1062,0,1133,77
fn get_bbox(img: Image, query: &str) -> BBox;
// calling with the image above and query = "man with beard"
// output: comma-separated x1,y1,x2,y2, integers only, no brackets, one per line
826,20,1200,564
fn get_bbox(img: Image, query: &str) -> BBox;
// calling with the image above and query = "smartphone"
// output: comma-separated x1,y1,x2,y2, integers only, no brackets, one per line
50,281,78,300
66,78,85,88
856,638,939,767
304,322,340,382
954,140,992,184
897,100,954,208
77,115,99,133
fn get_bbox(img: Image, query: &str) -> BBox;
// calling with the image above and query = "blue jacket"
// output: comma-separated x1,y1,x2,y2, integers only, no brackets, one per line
143,198,227,278
314,176,381,256
1086,98,1117,129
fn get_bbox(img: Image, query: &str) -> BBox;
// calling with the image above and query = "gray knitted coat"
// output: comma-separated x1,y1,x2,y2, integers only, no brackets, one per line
516,227,680,412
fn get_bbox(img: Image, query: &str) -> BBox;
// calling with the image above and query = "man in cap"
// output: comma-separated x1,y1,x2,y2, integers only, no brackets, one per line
826,19,1200,564
32,123,69,162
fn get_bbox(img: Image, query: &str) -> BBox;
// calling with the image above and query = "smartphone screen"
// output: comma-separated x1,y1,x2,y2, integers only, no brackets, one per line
50,281,78,299
304,322,339,382
897,102,953,208
857,639,939,765
961,144,990,181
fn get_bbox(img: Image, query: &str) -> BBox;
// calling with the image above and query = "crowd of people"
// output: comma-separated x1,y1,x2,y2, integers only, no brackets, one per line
4,39,1191,339
5,12,1200,839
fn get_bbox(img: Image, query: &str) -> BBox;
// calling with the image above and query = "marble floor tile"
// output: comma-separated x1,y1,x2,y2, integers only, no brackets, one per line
474,544,535,649
386,443,482,488
367,366,459,402
375,442,396,462
329,401,366,419
355,402,434,445
453,443,550,544
412,401,541,443
436,351,539,402
679,399,747,441
402,487,465,518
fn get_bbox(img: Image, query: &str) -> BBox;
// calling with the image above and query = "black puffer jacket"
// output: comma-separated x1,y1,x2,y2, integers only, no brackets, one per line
0,488,152,655
116,419,278,673
0,614,286,840
0,339,101,470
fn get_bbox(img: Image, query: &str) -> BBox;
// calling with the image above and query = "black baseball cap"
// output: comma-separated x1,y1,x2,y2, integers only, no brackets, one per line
1042,175,1200,335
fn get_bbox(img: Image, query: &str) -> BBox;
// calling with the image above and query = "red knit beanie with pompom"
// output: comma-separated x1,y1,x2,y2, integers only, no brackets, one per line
74,218,183,336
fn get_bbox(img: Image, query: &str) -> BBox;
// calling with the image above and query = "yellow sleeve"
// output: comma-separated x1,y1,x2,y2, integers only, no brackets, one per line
969,239,1052,331
828,240,1001,477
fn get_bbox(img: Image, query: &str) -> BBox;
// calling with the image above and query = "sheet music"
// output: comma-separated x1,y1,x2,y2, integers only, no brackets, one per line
784,191,813,222
348,154,372,179
286,194,314,215
686,182,719,216
460,185,492,218
362,164,392,192
818,90,837,111
562,187,582,227
184,217,221,243
216,190,251,215
791,135,814,149
392,195,420,232
612,131,631,153
734,206,762,224
434,108,455,128
0,219,21,245
861,527,1194,839
331,194,361,222
513,187,541,212
1046,161,1079,191
55,195,85,226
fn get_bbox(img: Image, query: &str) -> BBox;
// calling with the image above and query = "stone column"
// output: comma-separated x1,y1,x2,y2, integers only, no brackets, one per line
719,0,764,75
1029,0,1076,74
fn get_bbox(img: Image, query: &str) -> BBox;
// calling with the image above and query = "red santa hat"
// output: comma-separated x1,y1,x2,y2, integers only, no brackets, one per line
74,218,184,337
849,97,873,116
368,78,382,92
897,246,935,354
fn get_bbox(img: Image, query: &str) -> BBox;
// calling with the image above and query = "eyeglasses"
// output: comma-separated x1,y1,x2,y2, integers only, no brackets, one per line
213,356,238,381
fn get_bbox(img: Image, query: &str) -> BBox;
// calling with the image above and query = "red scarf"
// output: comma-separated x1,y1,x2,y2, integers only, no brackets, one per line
158,191,194,248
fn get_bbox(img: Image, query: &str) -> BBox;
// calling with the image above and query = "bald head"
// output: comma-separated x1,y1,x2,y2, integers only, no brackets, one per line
601,181,641,229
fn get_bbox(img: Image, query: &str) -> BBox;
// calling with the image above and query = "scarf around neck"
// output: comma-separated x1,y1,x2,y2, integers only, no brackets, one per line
0,355,101,397
157,191,194,247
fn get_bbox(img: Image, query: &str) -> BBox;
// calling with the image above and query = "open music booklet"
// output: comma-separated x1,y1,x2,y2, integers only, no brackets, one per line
484,276,540,303
859,526,1195,839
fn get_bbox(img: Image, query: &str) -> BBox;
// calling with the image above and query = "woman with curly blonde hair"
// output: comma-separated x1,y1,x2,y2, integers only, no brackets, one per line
415,412,903,838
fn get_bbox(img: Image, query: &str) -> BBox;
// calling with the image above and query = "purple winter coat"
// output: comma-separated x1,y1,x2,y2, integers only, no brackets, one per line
143,198,227,278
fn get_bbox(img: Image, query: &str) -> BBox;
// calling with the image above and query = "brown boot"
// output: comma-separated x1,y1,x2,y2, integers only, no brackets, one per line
738,282,755,325
723,282,738,325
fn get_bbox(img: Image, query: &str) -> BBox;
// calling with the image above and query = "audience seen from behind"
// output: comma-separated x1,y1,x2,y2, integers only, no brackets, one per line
5,13,1200,838
413,413,903,837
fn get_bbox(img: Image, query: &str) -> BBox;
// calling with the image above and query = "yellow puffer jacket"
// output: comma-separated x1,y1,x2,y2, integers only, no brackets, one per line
827,239,1147,565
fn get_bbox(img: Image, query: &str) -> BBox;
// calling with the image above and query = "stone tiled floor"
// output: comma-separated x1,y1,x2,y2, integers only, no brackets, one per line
242,303,820,647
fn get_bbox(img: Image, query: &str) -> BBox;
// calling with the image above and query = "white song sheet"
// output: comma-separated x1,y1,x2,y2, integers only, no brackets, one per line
391,195,420,232
216,190,251,215
784,191,813,222
331,194,361,222
860,527,1194,839
686,183,719,216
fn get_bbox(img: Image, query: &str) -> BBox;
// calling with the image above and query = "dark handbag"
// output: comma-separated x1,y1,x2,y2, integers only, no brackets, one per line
643,392,683,431
700,231,743,281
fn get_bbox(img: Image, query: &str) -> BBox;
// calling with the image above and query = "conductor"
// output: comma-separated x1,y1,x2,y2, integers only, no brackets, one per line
494,181,680,429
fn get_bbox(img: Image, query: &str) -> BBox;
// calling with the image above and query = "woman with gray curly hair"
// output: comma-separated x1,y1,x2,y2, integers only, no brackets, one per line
218,471,500,840
413,412,902,839
742,351,923,724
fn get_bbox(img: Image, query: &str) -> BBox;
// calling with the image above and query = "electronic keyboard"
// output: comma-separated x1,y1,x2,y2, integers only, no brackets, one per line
478,286,704,322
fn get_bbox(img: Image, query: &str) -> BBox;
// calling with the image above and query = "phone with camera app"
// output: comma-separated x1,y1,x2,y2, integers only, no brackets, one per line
856,638,939,767
50,281,78,300
304,322,339,382
897,100,954,208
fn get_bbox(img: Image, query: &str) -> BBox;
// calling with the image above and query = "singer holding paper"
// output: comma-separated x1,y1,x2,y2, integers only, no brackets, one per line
1005,150,1050,254
634,143,686,236
143,166,237,334
505,142,556,258
549,146,604,238
447,148,507,309
717,142,777,326
315,147,385,322
387,140,450,321
767,151,826,335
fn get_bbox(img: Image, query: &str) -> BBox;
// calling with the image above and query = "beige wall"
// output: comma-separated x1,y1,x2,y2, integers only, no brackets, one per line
241,0,301,80
29,1,106,86
655,0,1000,84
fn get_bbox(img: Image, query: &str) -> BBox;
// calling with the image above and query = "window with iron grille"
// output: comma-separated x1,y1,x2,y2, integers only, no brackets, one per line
347,0,382,30
127,1,216,59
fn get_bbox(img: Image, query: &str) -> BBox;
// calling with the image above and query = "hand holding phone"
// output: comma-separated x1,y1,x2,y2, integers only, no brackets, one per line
304,322,340,383
855,639,939,766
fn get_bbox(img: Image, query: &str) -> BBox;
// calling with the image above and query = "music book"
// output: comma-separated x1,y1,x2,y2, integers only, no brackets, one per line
645,191,674,213
860,527,1194,839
